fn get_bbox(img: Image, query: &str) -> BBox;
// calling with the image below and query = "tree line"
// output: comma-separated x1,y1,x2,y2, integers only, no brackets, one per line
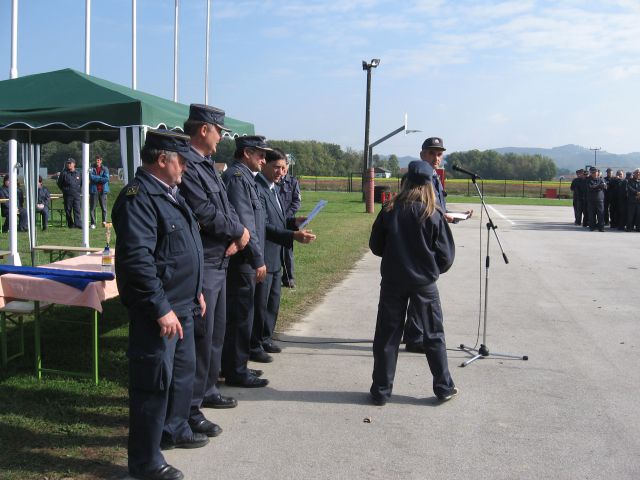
444,149,557,181
1,139,557,180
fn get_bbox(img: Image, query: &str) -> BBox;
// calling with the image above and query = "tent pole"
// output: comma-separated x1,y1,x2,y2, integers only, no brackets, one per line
7,139,21,266
82,142,90,248
205,0,211,104
119,127,129,185
173,0,179,102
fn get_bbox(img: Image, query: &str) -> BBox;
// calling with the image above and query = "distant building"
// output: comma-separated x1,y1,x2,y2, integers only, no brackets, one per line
374,167,391,179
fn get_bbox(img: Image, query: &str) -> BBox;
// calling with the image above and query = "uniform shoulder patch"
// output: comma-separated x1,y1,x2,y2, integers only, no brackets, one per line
234,171,242,177
126,184,139,196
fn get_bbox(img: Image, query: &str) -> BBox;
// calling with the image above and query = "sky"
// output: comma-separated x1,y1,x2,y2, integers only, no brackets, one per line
2,0,640,158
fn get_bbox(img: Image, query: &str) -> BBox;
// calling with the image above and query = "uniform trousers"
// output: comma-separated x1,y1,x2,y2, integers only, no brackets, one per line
572,196,580,224
371,282,454,400
251,269,282,355
282,246,295,286
402,301,423,347
577,197,588,226
190,267,226,423
588,197,605,229
63,193,81,227
128,313,195,475
627,203,640,231
222,267,256,381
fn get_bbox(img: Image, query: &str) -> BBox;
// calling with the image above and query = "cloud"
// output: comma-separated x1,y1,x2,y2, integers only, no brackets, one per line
488,112,509,124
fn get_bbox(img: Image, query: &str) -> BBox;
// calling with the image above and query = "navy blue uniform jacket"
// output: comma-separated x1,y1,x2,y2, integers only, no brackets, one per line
221,161,265,271
178,149,245,268
369,202,455,287
255,173,296,273
57,168,82,195
278,174,301,218
112,167,204,319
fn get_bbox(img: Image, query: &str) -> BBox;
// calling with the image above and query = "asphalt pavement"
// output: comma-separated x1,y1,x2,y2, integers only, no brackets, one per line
156,204,640,480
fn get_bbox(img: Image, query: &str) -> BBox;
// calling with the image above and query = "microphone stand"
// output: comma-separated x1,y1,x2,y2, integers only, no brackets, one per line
457,172,528,367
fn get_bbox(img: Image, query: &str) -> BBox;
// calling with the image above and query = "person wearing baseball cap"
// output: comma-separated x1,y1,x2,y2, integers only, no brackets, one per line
113,129,208,480
56,157,82,228
369,160,458,406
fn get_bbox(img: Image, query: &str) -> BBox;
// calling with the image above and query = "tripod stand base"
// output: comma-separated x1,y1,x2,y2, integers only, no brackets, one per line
458,343,528,367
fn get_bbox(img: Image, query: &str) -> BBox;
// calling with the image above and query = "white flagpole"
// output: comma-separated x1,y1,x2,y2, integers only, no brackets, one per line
132,0,137,89
82,0,91,247
174,0,179,101
8,0,21,265
205,0,211,104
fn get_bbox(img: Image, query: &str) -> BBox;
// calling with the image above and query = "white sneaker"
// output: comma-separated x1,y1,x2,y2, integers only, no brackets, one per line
90,224,96,229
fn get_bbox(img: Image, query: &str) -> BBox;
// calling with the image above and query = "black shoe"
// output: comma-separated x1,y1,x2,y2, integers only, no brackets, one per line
130,464,184,480
598,228,604,232
589,228,595,231
248,368,263,377
263,342,282,353
188,418,222,437
249,351,273,363
370,394,387,406
283,282,296,289
202,393,238,409
405,343,425,354
160,432,209,450
226,374,269,388
437,387,459,402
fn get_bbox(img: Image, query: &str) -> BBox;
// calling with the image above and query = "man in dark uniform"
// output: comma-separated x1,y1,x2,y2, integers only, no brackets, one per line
0,175,28,232
278,158,301,288
577,170,589,227
570,169,584,225
626,168,640,231
614,170,627,230
57,158,82,228
252,148,316,362
221,136,270,386
586,166,606,231
603,168,614,226
37,176,51,231
113,129,208,480
178,104,250,433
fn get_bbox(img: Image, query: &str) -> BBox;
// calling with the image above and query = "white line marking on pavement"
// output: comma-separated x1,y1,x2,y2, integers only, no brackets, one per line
487,205,516,225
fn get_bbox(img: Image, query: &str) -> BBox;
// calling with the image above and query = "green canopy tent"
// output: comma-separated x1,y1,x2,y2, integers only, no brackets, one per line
0,68,254,264
0,68,254,177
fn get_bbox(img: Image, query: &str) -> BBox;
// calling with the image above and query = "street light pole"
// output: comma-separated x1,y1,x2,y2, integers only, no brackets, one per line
362,58,380,212
589,146,601,168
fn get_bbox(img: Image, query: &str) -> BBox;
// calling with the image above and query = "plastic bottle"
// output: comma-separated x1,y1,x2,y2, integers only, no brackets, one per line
101,244,112,273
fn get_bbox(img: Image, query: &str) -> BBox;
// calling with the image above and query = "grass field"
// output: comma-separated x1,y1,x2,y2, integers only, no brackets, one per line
0,189,376,480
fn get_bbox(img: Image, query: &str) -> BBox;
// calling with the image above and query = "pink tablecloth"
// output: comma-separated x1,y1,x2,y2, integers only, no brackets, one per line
0,252,119,312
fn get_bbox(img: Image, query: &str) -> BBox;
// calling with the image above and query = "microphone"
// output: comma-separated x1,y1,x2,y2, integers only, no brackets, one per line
452,164,482,178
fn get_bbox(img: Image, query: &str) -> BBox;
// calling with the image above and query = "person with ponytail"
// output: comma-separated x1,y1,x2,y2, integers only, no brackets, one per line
369,160,458,406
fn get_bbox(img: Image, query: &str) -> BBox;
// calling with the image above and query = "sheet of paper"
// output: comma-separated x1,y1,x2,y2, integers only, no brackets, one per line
449,211,471,221
298,200,328,229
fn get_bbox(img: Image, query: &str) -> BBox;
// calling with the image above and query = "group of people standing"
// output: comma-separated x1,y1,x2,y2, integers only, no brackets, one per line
56,155,110,229
0,174,51,232
112,104,310,480
570,167,640,231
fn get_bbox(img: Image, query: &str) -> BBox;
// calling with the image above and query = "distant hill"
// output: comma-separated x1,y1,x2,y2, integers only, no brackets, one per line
398,155,420,167
386,145,640,172
492,144,640,171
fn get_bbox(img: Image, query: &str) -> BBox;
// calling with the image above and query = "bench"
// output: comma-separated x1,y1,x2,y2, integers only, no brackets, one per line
0,300,52,367
33,245,103,263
